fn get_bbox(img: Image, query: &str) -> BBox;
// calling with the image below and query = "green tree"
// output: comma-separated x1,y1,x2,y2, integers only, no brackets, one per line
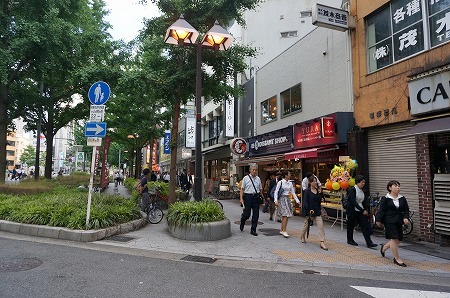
19,145,36,166
15,0,124,179
138,0,261,202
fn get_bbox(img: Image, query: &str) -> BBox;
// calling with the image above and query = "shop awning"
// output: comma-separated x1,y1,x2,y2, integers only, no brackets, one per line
234,153,286,166
284,145,339,161
386,117,450,141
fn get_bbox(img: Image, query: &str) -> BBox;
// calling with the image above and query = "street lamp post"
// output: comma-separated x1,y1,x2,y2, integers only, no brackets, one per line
165,15,234,201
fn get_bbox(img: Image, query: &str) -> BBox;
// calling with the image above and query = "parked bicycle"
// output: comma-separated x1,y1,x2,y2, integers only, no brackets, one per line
144,200,164,224
402,210,414,235
369,193,414,235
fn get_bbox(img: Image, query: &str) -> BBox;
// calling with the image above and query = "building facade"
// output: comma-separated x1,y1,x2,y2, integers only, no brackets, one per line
350,0,450,244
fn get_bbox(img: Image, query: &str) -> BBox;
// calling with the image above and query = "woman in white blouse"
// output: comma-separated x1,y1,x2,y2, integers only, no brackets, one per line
274,170,300,238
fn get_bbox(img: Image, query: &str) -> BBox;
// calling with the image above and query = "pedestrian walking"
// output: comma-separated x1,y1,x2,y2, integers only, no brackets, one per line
239,163,263,236
346,175,378,248
376,180,410,267
139,168,151,212
300,175,328,250
274,170,300,238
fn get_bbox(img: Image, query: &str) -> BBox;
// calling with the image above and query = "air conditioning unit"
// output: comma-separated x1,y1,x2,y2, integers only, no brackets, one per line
434,174,450,235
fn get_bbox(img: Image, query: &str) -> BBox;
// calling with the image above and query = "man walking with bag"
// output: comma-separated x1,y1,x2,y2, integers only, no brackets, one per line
240,163,263,236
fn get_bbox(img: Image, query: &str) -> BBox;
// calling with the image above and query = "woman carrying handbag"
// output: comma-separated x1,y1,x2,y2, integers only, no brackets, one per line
274,170,300,238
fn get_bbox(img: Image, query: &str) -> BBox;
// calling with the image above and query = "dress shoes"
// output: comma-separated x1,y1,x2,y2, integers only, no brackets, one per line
367,243,378,248
380,244,385,257
239,221,244,231
250,230,258,236
394,258,407,267
347,240,358,246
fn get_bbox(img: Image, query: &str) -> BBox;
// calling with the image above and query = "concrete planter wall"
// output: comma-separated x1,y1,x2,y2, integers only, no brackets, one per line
168,218,231,241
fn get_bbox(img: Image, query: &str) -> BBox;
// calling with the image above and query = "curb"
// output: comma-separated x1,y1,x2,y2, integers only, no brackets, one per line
168,218,232,241
0,217,148,242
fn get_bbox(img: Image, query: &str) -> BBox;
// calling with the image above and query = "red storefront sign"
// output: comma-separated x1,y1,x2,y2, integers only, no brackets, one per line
293,115,338,149
321,117,335,138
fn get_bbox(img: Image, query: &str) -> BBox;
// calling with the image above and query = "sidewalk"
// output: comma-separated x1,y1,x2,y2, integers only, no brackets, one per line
101,183,450,278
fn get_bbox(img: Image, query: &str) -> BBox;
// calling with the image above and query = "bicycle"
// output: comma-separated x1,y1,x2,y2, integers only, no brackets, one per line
369,193,414,235
144,200,164,224
402,210,414,235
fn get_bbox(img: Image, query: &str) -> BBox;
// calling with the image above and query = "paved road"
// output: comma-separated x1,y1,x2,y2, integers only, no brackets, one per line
1,236,450,298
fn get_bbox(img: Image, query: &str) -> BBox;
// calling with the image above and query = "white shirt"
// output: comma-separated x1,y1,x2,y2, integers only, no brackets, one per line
274,179,300,204
242,175,262,194
354,185,365,211
301,175,322,190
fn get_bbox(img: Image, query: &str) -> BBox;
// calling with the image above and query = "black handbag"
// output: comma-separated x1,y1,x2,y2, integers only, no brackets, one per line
248,174,264,204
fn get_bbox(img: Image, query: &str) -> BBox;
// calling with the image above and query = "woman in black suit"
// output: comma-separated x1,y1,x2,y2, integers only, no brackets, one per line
375,180,410,267
346,175,377,248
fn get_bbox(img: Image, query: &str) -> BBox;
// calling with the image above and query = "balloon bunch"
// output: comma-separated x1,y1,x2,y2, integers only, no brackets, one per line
325,159,358,191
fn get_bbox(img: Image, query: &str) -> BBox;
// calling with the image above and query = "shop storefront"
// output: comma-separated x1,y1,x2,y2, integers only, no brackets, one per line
235,126,296,187
203,145,232,194
287,112,354,184
385,68,450,244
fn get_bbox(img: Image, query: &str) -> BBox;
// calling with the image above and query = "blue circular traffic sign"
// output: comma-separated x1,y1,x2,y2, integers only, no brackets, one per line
88,81,111,105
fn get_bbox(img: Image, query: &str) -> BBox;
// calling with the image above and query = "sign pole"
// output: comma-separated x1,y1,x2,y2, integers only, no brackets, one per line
86,146,96,229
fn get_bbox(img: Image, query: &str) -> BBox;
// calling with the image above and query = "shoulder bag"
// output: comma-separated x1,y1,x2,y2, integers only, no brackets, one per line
248,174,264,204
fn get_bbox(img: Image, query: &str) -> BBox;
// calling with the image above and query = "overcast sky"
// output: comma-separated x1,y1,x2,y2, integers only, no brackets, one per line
103,0,160,42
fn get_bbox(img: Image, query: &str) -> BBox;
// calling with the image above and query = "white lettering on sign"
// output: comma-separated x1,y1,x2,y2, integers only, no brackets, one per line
393,0,421,24
374,45,390,60
399,29,418,50
436,12,450,41
253,136,288,151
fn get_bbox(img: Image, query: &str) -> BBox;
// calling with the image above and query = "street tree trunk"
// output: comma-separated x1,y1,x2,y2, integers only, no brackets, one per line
0,84,8,183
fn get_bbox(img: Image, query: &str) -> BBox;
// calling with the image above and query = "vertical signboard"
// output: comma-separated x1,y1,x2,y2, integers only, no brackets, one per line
185,116,196,148
163,131,171,154
225,99,235,137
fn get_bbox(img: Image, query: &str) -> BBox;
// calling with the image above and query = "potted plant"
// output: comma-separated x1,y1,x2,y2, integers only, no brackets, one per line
166,199,231,241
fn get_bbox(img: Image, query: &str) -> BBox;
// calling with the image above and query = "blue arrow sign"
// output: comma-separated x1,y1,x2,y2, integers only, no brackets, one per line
88,81,111,105
84,122,107,138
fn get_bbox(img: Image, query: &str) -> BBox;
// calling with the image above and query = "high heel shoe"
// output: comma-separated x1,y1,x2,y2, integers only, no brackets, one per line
320,242,328,251
301,236,306,243
380,244,385,258
393,258,407,267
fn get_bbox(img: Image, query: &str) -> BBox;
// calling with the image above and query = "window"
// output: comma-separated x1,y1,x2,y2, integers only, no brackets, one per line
300,11,312,18
280,31,298,38
281,84,302,116
7,141,15,147
248,104,252,111
366,0,449,72
261,96,277,124
207,116,223,146
7,150,14,156
248,117,252,124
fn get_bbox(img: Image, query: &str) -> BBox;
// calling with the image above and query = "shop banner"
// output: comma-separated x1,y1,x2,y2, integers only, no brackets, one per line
185,117,196,148
293,114,338,149
248,126,293,157
225,99,235,137
163,132,171,154
321,117,335,138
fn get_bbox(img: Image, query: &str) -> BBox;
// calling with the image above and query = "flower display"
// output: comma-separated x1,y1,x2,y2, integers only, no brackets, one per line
326,159,358,191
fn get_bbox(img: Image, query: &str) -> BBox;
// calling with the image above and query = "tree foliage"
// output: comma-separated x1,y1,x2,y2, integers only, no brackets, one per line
137,0,261,201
